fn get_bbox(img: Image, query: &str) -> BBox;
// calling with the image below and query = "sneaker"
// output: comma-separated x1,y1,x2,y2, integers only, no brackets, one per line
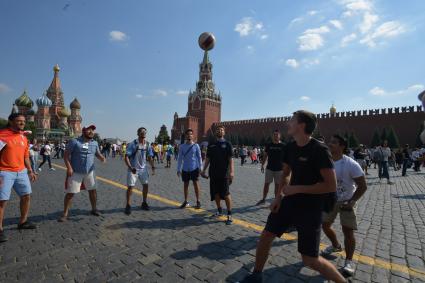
141,202,150,211
387,181,394,185
179,201,189,209
195,201,201,209
58,215,68,222
50,167,56,171
256,199,266,206
17,221,37,230
320,244,342,256
225,215,233,225
0,231,8,243
342,260,355,276
91,210,101,216
38,168,42,172
238,272,263,283
211,209,223,218
124,205,132,215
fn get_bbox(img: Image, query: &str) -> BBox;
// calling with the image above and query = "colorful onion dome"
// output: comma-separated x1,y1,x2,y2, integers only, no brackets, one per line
70,97,81,109
15,90,34,108
58,107,71,117
36,93,52,107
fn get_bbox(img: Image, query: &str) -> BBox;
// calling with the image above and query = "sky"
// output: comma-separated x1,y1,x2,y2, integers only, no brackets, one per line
1,0,424,141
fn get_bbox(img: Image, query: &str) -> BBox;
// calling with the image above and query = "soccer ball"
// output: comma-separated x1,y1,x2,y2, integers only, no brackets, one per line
198,32,215,51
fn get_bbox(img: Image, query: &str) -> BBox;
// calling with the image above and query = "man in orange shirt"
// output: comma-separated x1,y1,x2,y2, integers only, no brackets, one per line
0,113,37,243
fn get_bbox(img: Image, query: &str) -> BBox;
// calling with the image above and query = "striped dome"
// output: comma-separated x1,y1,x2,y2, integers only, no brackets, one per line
70,98,81,109
36,93,52,107
15,90,34,108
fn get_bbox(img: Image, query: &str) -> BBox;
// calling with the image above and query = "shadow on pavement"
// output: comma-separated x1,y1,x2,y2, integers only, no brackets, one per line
226,262,327,283
392,193,425,200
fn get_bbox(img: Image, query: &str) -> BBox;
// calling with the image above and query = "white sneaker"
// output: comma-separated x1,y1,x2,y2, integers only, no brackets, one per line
343,260,355,276
50,167,56,171
320,244,342,256
38,168,42,172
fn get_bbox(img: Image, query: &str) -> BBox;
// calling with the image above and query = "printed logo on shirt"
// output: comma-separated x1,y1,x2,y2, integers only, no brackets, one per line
221,144,227,149
298,157,308,162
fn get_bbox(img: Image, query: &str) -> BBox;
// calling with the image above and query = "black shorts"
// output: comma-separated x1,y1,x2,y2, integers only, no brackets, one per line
182,169,200,182
210,177,230,201
264,197,323,257
166,155,171,161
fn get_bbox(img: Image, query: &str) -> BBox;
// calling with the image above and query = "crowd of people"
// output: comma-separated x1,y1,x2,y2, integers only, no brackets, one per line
1,111,425,283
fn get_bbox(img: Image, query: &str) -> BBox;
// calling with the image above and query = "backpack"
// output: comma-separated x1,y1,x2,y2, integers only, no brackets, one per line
129,140,150,161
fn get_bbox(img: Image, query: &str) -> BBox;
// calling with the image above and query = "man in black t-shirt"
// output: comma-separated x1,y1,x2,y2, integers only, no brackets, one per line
243,110,346,283
201,125,234,225
256,130,285,205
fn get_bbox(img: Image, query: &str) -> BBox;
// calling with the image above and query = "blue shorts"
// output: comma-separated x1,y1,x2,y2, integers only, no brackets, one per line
0,169,32,201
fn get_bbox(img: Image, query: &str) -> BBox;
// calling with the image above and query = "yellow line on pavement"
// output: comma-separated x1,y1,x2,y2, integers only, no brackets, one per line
52,163,425,279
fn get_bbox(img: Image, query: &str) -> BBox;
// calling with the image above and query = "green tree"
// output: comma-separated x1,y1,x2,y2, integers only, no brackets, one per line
348,132,360,148
370,128,381,147
312,126,322,139
155,125,170,144
24,121,36,141
380,127,388,143
0,118,7,129
386,127,400,148
416,123,425,147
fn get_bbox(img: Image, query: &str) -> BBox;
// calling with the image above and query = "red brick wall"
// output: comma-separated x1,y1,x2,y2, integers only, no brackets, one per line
214,106,425,146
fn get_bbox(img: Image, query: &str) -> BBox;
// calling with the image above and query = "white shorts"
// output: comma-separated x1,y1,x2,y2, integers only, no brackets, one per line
66,171,96,194
127,169,149,187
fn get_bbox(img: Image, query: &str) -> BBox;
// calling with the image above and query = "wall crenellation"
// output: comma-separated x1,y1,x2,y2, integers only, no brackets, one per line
215,105,422,127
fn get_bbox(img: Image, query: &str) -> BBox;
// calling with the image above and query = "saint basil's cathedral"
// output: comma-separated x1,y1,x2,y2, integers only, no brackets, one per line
10,64,82,141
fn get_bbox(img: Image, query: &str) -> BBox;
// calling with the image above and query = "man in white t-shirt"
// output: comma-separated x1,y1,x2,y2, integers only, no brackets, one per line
38,142,55,171
321,134,368,277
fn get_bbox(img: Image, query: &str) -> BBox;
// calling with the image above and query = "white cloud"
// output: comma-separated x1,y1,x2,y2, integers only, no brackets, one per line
330,20,343,30
0,83,11,94
109,30,128,42
303,58,320,67
300,96,311,101
360,21,406,47
289,17,303,27
369,84,424,97
176,90,189,96
359,12,379,34
234,17,264,37
342,10,353,18
260,34,269,40
304,25,330,34
285,59,299,68
298,33,325,51
135,94,144,98
343,0,373,12
153,89,168,97
341,33,357,47
308,10,318,16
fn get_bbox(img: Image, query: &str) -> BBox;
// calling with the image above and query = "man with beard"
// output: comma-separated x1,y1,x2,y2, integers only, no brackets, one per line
0,113,37,242
201,125,234,225
124,127,155,214
59,125,106,222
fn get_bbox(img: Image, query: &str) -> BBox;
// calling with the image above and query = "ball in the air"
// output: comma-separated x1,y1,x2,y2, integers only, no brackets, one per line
198,32,215,51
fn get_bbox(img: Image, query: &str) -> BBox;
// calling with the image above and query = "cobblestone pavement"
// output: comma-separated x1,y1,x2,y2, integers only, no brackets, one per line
1,157,425,282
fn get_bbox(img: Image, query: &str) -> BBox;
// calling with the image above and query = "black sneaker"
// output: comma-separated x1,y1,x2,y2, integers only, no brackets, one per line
141,202,150,211
255,199,266,206
226,215,233,225
195,201,201,209
179,201,189,209
238,272,263,283
0,231,8,243
125,205,132,215
91,210,101,217
17,221,37,230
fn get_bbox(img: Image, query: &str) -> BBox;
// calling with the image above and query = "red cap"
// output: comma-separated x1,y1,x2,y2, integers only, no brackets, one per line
82,125,96,131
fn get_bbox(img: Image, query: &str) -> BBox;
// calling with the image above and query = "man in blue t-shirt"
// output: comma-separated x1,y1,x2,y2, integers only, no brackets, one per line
124,127,155,215
177,129,202,209
59,125,106,222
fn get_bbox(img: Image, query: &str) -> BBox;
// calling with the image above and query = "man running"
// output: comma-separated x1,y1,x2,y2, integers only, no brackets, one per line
59,125,106,222
257,130,285,205
201,125,234,225
124,127,155,215
243,110,346,283
177,129,202,209
0,113,38,242
321,135,367,276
